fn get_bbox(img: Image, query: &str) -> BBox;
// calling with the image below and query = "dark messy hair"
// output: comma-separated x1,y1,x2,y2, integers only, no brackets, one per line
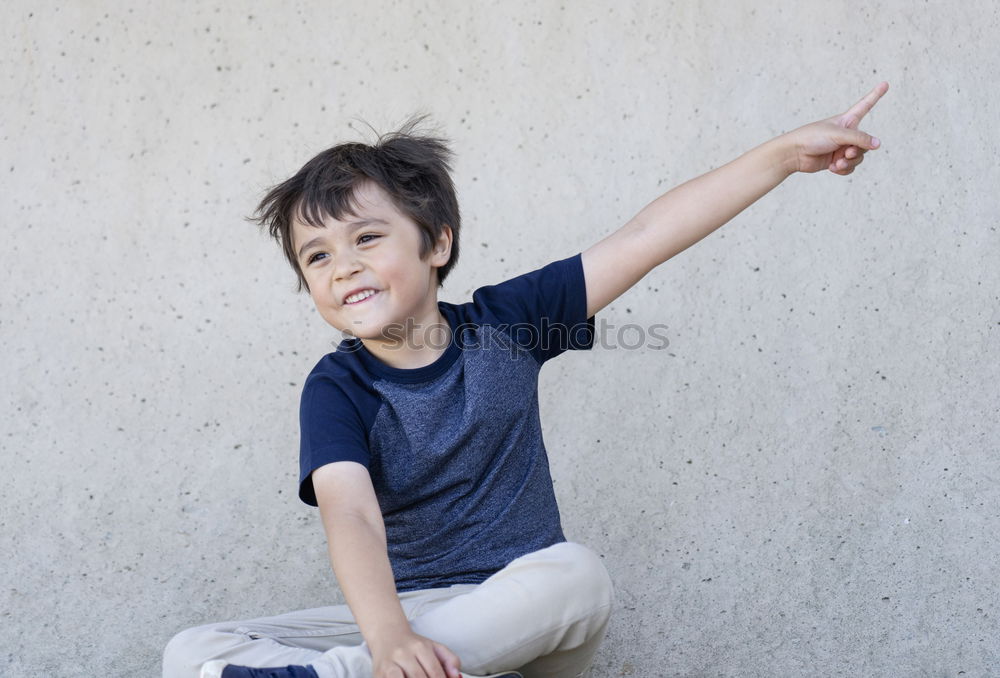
248,114,461,292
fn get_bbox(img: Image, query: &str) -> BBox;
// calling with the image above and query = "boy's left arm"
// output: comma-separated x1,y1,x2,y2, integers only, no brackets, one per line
581,82,889,318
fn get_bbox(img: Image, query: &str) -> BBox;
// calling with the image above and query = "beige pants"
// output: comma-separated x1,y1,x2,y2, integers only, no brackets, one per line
163,542,614,678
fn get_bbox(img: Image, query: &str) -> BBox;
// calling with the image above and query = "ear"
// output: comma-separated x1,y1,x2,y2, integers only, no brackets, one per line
429,225,453,268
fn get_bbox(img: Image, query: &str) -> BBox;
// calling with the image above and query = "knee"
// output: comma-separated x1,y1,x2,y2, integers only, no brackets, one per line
510,542,614,642
162,624,226,678
555,543,615,617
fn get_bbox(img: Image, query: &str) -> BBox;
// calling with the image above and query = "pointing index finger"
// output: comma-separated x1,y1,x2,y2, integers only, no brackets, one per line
843,81,889,127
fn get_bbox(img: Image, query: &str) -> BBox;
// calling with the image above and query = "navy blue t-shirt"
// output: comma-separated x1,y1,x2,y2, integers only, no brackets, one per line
298,253,595,592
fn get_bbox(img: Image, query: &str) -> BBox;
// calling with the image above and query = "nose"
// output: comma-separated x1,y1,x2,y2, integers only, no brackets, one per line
331,248,362,281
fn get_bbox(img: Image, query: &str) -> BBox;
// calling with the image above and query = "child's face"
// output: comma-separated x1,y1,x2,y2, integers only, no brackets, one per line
291,180,451,344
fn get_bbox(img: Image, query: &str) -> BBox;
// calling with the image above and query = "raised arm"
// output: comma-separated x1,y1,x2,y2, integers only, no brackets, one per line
581,82,889,318
313,462,461,678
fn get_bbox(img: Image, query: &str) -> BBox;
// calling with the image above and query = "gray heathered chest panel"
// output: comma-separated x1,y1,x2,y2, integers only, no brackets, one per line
366,325,565,589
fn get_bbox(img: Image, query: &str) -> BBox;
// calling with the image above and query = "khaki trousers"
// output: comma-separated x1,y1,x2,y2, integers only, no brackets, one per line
163,542,614,678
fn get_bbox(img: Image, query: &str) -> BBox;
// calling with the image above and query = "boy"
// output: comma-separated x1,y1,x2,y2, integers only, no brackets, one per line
163,82,888,678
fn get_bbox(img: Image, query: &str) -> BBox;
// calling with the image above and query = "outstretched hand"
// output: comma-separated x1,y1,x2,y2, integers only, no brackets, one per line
787,81,889,175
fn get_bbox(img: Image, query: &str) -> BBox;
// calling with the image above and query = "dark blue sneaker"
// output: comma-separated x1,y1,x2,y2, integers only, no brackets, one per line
200,661,320,678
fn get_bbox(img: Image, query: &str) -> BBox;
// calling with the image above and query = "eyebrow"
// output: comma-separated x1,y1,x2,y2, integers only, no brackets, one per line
296,218,389,260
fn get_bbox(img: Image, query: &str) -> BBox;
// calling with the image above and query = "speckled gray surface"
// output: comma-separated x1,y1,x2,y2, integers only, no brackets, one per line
3,1,998,676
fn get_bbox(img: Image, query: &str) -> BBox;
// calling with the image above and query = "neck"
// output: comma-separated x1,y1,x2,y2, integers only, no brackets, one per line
360,306,451,370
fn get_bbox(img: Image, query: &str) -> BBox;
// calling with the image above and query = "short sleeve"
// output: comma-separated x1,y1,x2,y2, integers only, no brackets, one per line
469,253,595,364
298,374,371,506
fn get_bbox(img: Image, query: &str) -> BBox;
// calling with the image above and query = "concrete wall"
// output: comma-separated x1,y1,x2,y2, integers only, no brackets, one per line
3,1,998,676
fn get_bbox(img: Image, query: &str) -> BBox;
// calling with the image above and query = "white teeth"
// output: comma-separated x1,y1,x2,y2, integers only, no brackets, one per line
345,289,377,304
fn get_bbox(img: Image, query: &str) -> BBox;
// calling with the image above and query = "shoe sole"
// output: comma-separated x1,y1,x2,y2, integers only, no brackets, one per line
199,661,226,678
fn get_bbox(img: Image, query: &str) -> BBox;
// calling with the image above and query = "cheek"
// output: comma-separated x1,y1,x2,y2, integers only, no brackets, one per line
311,292,336,319
316,304,345,332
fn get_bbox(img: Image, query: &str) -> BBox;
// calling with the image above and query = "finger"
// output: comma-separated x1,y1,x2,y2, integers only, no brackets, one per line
404,660,430,678
390,654,428,678
845,145,859,160
842,156,864,172
416,651,446,678
433,644,462,678
839,127,880,151
843,81,889,126
830,142,847,166
831,154,864,175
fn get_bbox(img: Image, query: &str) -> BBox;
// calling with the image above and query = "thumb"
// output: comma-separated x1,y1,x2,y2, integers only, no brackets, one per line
840,127,881,150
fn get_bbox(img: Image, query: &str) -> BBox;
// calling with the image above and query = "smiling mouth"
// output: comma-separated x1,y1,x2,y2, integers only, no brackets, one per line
344,290,378,306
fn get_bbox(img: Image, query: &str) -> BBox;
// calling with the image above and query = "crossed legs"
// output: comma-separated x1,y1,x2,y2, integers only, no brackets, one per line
163,542,614,678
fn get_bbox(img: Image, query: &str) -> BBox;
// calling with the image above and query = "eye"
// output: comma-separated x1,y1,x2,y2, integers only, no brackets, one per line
306,252,328,265
358,233,380,245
